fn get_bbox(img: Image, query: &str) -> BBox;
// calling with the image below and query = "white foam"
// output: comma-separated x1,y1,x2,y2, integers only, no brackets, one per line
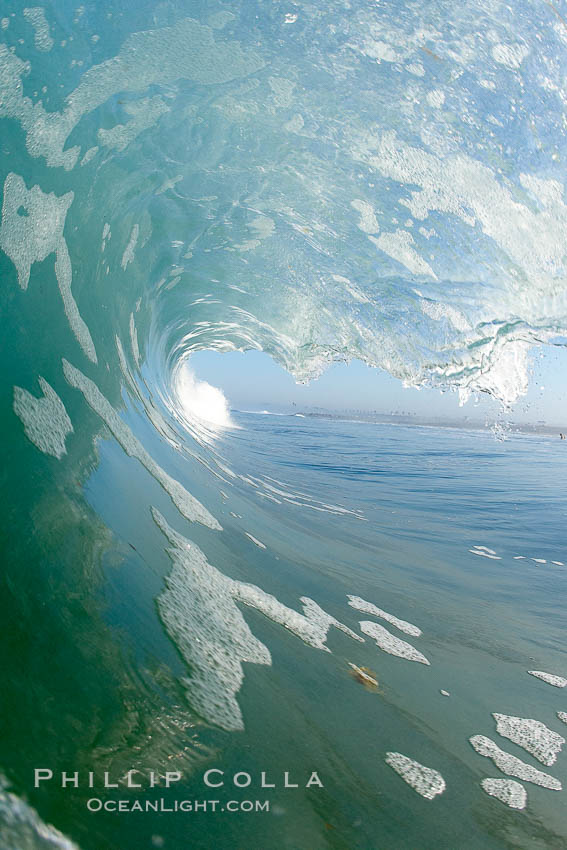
0,172,71,290
385,753,445,799
63,359,220,530
13,378,73,459
469,736,562,789
79,146,98,166
369,229,437,279
23,7,53,52
351,199,379,234
173,363,234,436
473,546,497,555
121,224,139,270
420,299,469,331
298,597,364,647
528,671,567,688
360,621,430,665
245,532,266,549
258,492,282,504
55,241,98,364
426,89,445,108
268,76,295,108
493,713,565,766
284,113,304,133
153,510,363,730
480,778,526,809
469,549,501,560
235,585,364,651
0,19,264,170
552,561,565,566
531,558,547,564
129,313,140,365
254,478,363,520
0,774,80,848
0,173,96,363
359,39,402,63
406,62,425,77
492,43,529,69
347,595,422,637
557,712,567,725
154,510,270,732
235,215,275,252
215,460,237,479
156,175,183,195
98,96,168,152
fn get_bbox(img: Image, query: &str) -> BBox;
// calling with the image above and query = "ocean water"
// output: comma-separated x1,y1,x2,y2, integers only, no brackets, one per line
2,0,567,847
3,408,567,849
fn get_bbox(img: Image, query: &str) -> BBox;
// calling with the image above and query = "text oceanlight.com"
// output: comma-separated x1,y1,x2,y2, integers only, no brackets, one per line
86,799,271,813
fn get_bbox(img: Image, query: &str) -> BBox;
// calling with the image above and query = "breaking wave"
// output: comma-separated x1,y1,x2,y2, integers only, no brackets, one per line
1,0,566,410
2,0,567,846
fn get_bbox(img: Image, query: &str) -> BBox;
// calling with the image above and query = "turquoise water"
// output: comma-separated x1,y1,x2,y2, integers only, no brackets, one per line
2,0,567,847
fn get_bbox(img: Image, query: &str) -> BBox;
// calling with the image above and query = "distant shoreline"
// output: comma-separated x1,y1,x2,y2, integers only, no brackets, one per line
234,408,564,437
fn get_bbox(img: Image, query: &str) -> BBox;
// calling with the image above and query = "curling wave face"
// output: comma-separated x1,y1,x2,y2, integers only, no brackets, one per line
2,0,567,847
1,0,567,409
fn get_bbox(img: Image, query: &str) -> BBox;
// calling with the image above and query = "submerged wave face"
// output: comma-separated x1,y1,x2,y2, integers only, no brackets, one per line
2,2,567,849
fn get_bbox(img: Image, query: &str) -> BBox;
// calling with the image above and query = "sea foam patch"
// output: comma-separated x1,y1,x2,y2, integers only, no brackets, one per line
469,736,562,789
348,595,422,636
0,173,96,362
0,173,69,288
13,378,73,459
154,509,271,732
234,588,364,651
0,774,79,849
385,753,445,799
469,546,501,560
98,96,169,152
493,714,565,766
129,313,140,365
121,224,139,269
360,621,430,664
480,778,526,809
0,19,264,169
245,532,266,549
528,671,567,688
153,510,364,730
23,7,54,52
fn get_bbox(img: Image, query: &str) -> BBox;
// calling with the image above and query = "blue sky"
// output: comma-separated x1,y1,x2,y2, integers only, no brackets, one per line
190,344,567,426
